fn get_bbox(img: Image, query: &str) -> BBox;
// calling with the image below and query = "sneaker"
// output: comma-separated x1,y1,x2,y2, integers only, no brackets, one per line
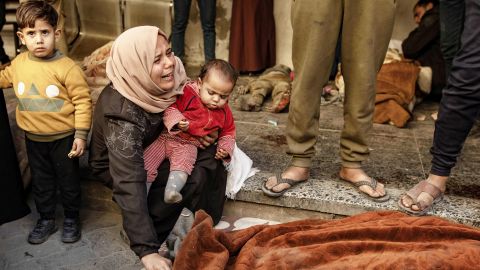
28,219,58,244
61,218,81,243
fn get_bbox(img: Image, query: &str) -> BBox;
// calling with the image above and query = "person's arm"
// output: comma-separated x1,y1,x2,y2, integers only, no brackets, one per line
0,63,13,89
64,63,92,141
163,105,187,133
104,116,161,258
402,13,440,59
216,107,236,160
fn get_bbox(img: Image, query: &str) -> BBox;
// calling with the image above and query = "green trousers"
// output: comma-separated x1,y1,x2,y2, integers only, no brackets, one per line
287,0,396,168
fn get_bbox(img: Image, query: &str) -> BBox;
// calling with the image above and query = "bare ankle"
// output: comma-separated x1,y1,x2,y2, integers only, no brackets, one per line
426,174,448,192
284,166,310,179
339,167,366,179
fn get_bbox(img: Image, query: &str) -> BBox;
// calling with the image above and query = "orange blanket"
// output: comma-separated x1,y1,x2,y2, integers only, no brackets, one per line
374,61,420,128
174,210,480,269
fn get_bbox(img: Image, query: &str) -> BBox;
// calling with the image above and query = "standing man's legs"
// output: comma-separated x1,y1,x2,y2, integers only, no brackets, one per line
197,0,216,62
401,0,480,213
264,0,342,193
172,0,193,62
264,0,395,200
338,0,395,195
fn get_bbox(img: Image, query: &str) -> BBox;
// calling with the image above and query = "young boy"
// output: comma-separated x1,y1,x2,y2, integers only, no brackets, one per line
144,59,237,203
0,1,91,244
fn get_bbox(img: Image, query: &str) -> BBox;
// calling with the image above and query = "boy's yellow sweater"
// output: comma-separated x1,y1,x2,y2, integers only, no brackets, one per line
0,51,92,141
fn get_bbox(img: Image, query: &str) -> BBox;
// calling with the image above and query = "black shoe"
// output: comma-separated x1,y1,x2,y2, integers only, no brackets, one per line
61,218,81,243
28,219,58,244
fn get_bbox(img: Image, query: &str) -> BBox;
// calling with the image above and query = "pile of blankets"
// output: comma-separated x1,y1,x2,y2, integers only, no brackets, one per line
173,210,480,269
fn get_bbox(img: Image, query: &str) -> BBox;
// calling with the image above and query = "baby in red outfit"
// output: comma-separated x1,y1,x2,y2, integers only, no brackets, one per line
144,59,238,203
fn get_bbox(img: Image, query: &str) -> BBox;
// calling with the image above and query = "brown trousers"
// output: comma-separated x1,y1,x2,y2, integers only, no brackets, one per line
287,0,396,168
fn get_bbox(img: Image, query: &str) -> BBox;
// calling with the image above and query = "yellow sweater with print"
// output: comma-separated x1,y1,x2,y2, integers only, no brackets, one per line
0,51,92,141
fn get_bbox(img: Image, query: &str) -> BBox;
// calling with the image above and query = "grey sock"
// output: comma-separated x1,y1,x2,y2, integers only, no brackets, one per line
164,171,188,203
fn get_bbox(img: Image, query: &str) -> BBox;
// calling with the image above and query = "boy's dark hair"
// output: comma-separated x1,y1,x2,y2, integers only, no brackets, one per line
16,0,58,29
199,59,239,86
415,0,439,9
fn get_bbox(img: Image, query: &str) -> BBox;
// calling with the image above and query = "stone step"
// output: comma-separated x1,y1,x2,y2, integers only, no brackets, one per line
234,171,480,227
80,169,480,228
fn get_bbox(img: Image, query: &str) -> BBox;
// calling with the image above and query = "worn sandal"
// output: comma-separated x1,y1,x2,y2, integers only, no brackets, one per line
398,180,444,216
262,173,308,198
341,176,391,202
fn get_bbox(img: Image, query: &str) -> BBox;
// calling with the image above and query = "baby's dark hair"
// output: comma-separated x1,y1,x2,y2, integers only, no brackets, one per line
198,59,239,86
16,0,58,29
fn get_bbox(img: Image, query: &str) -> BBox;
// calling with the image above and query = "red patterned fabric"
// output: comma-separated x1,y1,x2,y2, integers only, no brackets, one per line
144,135,197,182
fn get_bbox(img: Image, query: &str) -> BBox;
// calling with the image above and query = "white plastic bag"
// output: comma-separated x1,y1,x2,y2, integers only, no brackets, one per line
223,144,259,199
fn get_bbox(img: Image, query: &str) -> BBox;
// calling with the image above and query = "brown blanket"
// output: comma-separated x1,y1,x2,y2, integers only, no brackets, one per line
374,61,419,128
174,210,480,269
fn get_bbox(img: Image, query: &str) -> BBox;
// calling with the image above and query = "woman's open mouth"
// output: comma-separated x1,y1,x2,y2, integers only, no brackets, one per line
161,72,174,81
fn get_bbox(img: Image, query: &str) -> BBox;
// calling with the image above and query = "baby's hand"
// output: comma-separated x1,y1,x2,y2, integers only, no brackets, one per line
68,138,86,158
178,120,189,131
215,148,229,160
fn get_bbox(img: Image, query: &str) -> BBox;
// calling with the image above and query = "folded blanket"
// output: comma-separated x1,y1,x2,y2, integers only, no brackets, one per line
174,210,480,270
374,61,419,128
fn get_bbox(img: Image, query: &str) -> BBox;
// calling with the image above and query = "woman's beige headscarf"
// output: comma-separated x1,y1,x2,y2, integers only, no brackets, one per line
106,26,188,113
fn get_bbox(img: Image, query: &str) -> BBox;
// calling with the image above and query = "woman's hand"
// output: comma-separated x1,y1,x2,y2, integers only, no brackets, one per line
68,138,86,158
141,253,172,270
198,130,219,149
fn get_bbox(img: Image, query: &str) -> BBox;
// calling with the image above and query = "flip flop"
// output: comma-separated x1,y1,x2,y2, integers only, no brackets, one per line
397,180,444,216
340,176,391,202
262,173,308,198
